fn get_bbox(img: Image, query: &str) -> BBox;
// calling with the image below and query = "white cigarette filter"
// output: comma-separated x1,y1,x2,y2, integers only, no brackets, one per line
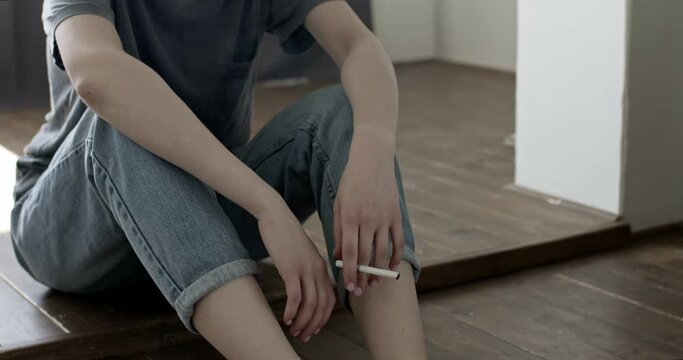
334,260,400,280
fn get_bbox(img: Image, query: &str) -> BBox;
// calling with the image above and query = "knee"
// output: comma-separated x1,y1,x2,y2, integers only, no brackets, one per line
324,84,353,124
306,84,354,141
16,250,90,293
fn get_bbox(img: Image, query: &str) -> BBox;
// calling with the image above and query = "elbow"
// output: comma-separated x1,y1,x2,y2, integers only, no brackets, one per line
67,52,122,107
73,73,104,107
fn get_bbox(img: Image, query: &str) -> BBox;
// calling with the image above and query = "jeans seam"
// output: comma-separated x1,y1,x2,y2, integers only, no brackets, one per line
247,114,321,171
49,141,87,171
311,138,338,204
89,150,183,296
246,128,299,170
14,142,87,207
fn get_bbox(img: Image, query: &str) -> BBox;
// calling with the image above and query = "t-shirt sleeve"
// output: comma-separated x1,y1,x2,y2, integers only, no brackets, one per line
42,0,115,70
265,0,330,55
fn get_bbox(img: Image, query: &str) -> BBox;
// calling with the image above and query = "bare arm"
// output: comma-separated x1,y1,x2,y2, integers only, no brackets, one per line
56,14,281,219
306,1,399,141
305,2,405,293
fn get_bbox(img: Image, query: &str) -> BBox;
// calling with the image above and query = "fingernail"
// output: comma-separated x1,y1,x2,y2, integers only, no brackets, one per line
346,282,355,292
354,287,362,296
315,328,321,334
293,330,301,337
285,319,292,326
304,336,311,342
370,280,378,287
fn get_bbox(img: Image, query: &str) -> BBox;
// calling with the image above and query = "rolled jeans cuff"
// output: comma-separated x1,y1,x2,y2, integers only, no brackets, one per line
174,259,265,334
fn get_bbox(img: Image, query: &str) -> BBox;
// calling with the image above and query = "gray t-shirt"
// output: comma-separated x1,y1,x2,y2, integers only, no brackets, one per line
14,0,326,202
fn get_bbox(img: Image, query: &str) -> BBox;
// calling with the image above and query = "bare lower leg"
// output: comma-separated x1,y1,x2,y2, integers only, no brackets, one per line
349,261,428,360
192,275,300,360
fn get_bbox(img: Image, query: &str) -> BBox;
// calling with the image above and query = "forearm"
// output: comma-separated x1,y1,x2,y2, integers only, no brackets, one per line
75,52,280,218
339,35,398,151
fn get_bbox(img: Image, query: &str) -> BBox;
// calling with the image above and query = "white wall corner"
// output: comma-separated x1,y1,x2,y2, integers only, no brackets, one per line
370,0,436,63
434,0,518,72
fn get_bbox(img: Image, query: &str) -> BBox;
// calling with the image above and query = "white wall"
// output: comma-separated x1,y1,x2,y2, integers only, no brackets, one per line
515,0,628,214
370,0,435,63
435,0,517,72
621,0,683,230
371,0,517,70
0,145,18,232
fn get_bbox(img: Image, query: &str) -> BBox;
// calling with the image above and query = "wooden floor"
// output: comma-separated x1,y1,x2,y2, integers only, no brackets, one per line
122,230,683,359
0,61,637,358
6,230,680,359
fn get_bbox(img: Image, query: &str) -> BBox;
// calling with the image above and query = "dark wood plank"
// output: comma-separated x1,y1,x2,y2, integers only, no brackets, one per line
0,235,178,334
518,271,683,355
624,233,683,275
0,277,65,347
423,290,623,360
417,222,629,292
398,150,612,228
557,259,683,320
0,318,198,360
423,261,683,360
585,252,683,296
103,340,223,360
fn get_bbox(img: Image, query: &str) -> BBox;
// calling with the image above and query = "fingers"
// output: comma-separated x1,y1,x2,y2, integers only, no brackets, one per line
389,217,405,270
367,239,378,287
357,225,374,293
369,227,389,287
290,275,316,338
333,198,342,260
321,284,336,331
298,276,334,342
283,277,302,326
342,219,359,293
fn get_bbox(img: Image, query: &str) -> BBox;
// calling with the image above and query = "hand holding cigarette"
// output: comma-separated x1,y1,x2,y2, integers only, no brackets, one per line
335,260,400,280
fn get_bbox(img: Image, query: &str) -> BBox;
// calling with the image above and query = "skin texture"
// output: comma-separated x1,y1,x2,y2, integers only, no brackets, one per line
349,261,428,360
55,1,427,358
192,276,301,360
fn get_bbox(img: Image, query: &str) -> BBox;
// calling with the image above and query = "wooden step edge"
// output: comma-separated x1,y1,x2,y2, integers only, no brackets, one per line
631,221,683,240
415,221,631,293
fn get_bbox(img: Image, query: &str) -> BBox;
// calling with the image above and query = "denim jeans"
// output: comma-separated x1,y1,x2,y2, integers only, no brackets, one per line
10,84,421,334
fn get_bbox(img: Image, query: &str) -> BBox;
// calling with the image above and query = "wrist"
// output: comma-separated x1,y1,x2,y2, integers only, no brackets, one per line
352,124,396,154
251,186,286,221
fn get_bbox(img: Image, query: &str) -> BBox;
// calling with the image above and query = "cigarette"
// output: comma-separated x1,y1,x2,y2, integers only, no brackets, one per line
334,260,400,280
